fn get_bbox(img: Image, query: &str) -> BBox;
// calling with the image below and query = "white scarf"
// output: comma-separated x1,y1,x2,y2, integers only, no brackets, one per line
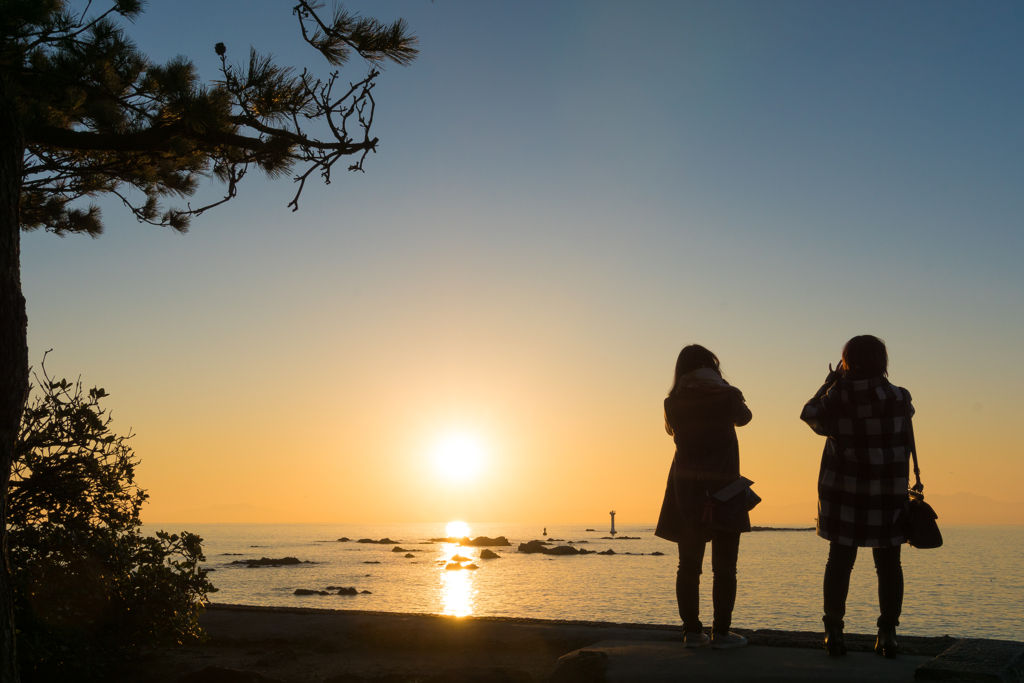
677,367,741,394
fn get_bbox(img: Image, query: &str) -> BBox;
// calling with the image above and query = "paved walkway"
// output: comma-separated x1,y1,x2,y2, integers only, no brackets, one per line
577,640,932,683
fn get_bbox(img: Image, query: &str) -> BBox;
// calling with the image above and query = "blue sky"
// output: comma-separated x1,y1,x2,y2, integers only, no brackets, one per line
20,1,1024,523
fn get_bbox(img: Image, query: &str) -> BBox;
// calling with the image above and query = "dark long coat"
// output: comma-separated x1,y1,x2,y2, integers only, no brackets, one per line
800,376,913,547
655,387,753,544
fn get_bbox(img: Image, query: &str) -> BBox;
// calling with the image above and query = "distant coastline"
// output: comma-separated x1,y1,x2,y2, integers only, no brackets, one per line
751,526,814,532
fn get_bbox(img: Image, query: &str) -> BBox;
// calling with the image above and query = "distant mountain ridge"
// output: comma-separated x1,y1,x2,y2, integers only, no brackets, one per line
923,492,1024,525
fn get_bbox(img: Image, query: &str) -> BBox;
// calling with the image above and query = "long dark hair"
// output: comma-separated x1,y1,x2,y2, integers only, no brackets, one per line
669,344,721,396
842,335,888,379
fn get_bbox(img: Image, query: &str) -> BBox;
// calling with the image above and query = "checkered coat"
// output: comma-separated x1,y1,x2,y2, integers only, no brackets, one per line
800,376,913,547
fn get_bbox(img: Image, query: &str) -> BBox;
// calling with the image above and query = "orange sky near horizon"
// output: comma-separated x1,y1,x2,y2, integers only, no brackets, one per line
101,324,1022,526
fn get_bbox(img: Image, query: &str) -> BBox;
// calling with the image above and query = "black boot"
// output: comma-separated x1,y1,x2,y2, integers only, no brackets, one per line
875,626,899,658
824,624,846,657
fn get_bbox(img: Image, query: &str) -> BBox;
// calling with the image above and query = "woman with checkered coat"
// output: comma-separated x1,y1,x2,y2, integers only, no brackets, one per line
800,335,913,659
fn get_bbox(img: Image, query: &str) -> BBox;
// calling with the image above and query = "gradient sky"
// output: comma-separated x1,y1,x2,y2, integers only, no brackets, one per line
20,1,1024,525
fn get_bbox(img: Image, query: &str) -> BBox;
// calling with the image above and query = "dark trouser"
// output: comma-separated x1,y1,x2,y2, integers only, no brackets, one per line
676,530,741,635
823,542,903,629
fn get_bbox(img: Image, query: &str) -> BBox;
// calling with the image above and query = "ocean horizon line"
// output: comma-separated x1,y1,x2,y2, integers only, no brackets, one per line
139,521,1024,527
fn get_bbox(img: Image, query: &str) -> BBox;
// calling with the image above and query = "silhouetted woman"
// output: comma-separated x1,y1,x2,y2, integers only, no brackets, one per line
655,344,752,649
800,335,912,658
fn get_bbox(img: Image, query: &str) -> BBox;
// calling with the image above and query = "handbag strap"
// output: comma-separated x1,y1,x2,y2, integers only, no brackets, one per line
905,391,923,493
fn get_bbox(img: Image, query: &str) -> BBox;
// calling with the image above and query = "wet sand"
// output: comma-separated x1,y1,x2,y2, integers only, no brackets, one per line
119,603,959,682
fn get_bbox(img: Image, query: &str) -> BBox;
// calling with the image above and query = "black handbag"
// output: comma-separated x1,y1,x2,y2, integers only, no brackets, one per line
904,403,943,549
702,476,761,530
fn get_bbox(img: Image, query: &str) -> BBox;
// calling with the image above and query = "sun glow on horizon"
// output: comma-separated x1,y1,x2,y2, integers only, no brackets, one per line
445,520,471,538
433,434,485,483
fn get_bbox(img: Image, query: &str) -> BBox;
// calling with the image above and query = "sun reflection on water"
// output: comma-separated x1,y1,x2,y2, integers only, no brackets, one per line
441,565,476,617
438,520,477,617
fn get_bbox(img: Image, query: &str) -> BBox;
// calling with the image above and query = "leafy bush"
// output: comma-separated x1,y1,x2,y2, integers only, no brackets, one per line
9,359,216,680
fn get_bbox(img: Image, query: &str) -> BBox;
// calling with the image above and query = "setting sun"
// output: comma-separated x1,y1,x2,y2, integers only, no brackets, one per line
433,435,484,483
445,521,471,538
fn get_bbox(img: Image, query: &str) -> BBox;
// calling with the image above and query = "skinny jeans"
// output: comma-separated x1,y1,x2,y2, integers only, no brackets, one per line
823,542,903,628
676,530,741,635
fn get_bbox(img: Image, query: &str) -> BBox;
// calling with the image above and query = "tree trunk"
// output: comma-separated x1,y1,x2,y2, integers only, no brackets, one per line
0,74,28,683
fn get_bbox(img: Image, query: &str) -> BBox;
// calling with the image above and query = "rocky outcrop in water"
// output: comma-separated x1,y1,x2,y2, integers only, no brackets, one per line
430,535,512,547
446,562,479,570
517,540,551,554
516,541,661,557
357,538,398,544
479,549,500,559
468,536,512,546
297,586,362,595
517,541,581,555
231,557,309,567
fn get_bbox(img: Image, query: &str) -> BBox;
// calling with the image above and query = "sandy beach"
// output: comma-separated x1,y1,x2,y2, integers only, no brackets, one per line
119,603,962,682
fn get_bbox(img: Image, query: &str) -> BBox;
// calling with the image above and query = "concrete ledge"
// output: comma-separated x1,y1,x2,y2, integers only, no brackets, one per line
187,605,1018,683
914,639,1024,682
553,640,933,683
550,650,608,683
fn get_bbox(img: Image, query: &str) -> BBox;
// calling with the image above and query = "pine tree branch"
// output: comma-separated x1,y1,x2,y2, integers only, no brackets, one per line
26,120,377,157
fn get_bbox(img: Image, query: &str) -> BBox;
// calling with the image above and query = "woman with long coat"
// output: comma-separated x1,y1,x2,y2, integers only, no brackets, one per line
655,344,752,649
800,335,912,658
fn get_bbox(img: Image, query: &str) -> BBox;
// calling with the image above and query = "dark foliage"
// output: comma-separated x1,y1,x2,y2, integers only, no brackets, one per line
1,0,419,235
1,5,417,680
9,357,216,681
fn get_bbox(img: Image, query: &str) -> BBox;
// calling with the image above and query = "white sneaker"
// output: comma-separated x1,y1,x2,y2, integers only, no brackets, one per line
711,631,748,649
683,631,710,648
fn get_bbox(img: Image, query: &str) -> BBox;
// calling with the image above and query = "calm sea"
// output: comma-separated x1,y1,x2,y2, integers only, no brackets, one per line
141,523,1024,641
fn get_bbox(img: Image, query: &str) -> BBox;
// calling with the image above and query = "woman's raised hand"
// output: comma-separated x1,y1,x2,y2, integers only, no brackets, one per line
825,360,845,385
